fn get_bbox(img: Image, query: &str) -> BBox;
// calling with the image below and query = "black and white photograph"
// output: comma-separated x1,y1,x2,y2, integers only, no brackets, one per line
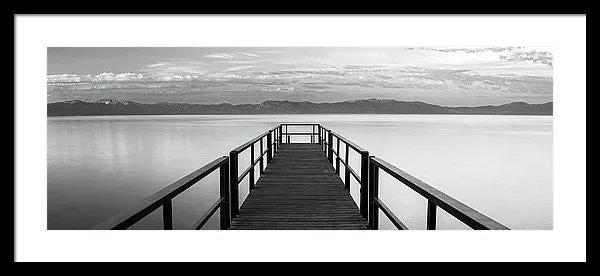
47,46,553,231
15,15,586,262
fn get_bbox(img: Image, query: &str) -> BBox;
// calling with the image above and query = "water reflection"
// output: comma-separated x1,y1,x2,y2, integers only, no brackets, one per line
48,115,552,230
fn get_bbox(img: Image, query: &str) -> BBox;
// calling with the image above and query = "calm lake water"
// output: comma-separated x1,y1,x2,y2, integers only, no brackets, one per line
47,115,552,230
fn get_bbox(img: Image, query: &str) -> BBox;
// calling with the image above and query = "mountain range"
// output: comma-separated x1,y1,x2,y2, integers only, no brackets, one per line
47,99,553,116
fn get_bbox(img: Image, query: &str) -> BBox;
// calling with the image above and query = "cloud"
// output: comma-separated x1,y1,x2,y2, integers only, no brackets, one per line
48,72,144,83
92,72,144,82
146,62,167,68
218,60,258,64
255,50,285,54
226,65,256,72
204,52,260,59
419,47,553,67
424,47,523,53
47,74,82,83
499,50,553,66
47,64,552,100
234,52,259,57
47,71,207,85
204,53,236,59
364,52,388,59
303,84,332,90
48,46,553,106
139,60,208,77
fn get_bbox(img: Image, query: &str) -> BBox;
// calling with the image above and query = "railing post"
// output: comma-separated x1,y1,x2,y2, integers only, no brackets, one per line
229,151,239,218
344,144,350,190
311,125,314,143
327,131,333,164
427,201,437,230
278,125,283,146
219,160,230,230
259,139,264,174
320,127,324,151
323,127,327,153
163,199,173,230
360,151,369,219
368,158,379,230
250,144,255,191
335,138,340,174
324,128,328,153
273,129,277,153
318,126,322,147
267,131,273,164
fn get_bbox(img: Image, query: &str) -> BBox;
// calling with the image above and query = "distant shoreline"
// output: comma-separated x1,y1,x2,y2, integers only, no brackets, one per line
47,113,553,117
47,99,553,117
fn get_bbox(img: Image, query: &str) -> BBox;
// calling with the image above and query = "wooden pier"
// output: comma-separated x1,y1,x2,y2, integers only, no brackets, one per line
91,123,509,230
231,143,366,229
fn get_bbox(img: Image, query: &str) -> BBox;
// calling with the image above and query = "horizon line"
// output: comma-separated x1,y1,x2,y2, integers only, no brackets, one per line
47,98,554,107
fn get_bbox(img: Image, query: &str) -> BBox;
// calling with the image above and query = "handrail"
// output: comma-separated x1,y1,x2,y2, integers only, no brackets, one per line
330,131,368,154
280,132,317,135
338,157,360,183
319,125,369,218
369,157,510,230
94,124,281,229
279,123,320,144
231,131,270,153
93,122,509,231
91,156,230,230
279,123,320,126
229,125,281,217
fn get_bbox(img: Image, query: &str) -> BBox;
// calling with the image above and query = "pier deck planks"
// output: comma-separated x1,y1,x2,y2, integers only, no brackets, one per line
230,143,367,230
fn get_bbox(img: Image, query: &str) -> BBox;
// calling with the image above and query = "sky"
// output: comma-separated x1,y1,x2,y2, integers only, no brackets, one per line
47,47,553,106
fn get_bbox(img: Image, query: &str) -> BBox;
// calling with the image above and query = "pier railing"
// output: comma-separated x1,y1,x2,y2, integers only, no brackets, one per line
229,126,279,217
278,123,321,144
368,157,510,230
319,125,370,218
93,122,509,230
90,156,230,230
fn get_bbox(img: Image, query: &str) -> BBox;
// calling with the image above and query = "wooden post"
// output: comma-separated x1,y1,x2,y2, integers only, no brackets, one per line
427,201,437,230
229,151,239,217
278,125,282,146
335,138,340,174
273,129,277,153
368,158,379,230
320,127,324,150
219,160,230,230
323,128,327,153
327,131,333,164
311,125,314,143
321,128,327,155
267,131,273,164
250,144,255,191
360,151,369,218
344,144,350,190
318,126,322,147
259,139,264,175
163,199,173,230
